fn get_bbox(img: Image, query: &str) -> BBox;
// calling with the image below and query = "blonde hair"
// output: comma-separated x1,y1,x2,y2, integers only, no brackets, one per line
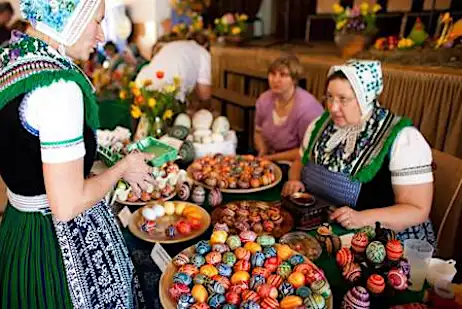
268,55,304,83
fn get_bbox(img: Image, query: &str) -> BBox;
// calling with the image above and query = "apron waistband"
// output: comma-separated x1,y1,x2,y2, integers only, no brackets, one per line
7,189,51,215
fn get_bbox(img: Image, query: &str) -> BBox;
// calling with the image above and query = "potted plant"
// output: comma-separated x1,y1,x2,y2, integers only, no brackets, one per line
214,13,249,44
332,2,381,56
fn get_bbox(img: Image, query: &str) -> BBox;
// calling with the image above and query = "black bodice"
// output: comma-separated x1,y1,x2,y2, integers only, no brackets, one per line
0,95,97,196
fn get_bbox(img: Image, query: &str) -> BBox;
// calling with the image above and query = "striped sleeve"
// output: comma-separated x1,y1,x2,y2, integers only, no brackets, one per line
33,80,86,163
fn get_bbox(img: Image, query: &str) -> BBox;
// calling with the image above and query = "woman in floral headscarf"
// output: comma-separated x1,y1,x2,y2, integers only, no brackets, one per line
0,0,150,308
283,60,436,247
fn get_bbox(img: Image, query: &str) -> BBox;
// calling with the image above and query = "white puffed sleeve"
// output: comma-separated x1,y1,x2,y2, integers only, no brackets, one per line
30,80,86,163
299,116,321,157
389,126,433,185
197,48,211,85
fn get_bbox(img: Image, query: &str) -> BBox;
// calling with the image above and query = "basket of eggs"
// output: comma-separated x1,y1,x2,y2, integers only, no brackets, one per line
160,223,334,309
336,223,412,309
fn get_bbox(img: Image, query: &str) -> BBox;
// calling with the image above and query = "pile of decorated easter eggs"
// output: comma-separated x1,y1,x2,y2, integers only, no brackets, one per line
168,224,332,309
335,229,411,308
189,154,278,190
140,202,204,238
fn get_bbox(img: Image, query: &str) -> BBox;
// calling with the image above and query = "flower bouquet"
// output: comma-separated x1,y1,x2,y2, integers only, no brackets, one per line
332,2,381,56
214,13,249,44
119,73,186,137
170,0,211,16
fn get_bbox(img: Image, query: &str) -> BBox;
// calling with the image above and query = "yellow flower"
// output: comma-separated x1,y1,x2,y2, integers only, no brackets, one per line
173,76,182,88
148,98,156,108
360,2,369,14
132,87,141,97
129,81,135,88
372,4,382,13
240,14,248,21
332,3,344,14
336,19,348,30
214,18,220,25
163,85,176,93
231,27,241,35
131,105,142,119
163,109,173,120
119,90,127,100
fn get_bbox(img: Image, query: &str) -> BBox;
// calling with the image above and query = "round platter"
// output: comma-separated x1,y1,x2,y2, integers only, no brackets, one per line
116,192,176,206
128,201,210,244
187,162,282,194
211,200,294,238
159,245,333,309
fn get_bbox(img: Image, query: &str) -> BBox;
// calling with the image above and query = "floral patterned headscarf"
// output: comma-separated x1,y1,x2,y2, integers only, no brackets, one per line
20,0,101,46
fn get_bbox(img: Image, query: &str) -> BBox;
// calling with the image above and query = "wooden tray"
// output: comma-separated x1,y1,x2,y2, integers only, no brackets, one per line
117,192,176,206
128,201,210,244
160,245,333,309
211,200,294,238
187,163,282,194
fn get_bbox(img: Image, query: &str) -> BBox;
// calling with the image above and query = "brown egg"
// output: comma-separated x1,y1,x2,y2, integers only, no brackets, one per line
252,222,264,233
250,178,260,188
205,177,218,187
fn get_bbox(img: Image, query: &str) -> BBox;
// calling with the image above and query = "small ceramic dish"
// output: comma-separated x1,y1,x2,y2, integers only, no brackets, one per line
290,192,316,207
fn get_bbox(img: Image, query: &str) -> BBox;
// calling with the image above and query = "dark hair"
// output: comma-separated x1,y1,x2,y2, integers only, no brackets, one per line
0,2,13,14
327,70,348,83
268,55,303,83
188,32,210,50
10,20,29,32
104,41,118,53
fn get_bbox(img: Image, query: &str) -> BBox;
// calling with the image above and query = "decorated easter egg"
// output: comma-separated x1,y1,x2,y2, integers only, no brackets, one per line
250,274,266,290
234,260,251,272
240,231,257,243
244,242,262,254
217,263,233,277
200,264,219,278
208,293,226,308
179,264,200,277
176,220,192,235
280,296,303,309
252,267,271,279
367,274,385,294
222,252,237,267
173,253,190,267
183,206,202,220
193,274,210,286
235,248,251,261
303,293,326,309
263,220,274,232
260,297,279,309
276,244,293,261
264,257,280,273
179,183,191,201
257,284,278,299
169,283,190,301
226,235,242,251
174,272,193,287
398,259,411,278
225,291,241,305
279,282,295,298
386,240,403,261
191,303,210,309
366,241,386,264
166,225,176,238
212,275,231,290
341,286,370,309
305,268,325,286
214,223,229,232
250,252,266,268
207,280,226,295
289,255,305,267
179,140,196,164
336,248,354,268
242,290,260,303
174,113,192,128
296,286,312,298
193,109,213,130
208,188,223,207
256,235,276,247
293,263,314,275
196,240,212,255
213,244,230,254
229,281,250,295
342,263,362,284
288,272,306,289
191,254,206,268
240,300,261,309
311,280,331,299
192,186,206,205
231,271,251,285
178,293,196,308
206,252,223,265
164,201,176,215
387,268,408,291
192,284,209,303
277,262,293,279
223,305,237,309
267,274,284,288
351,232,369,254
360,225,376,240
252,223,264,234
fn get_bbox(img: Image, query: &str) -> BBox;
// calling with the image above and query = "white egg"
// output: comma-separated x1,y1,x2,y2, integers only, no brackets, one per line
202,135,213,144
152,205,166,218
212,116,230,135
142,207,157,221
174,113,192,128
211,133,224,143
192,109,213,130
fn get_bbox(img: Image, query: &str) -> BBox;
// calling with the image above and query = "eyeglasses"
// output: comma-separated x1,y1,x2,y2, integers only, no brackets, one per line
323,94,356,106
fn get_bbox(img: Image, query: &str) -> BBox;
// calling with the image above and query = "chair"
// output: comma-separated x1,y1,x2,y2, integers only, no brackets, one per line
431,149,462,259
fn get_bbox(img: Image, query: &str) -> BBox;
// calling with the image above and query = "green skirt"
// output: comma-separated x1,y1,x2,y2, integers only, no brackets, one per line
0,204,72,308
